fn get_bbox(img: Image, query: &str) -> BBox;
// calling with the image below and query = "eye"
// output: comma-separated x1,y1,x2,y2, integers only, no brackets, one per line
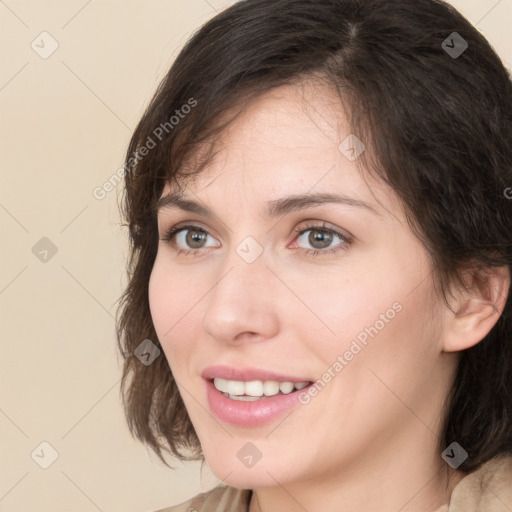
160,224,219,256
292,221,352,257
159,221,353,258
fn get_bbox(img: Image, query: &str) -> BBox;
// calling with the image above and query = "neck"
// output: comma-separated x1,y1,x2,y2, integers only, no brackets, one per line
248,440,465,512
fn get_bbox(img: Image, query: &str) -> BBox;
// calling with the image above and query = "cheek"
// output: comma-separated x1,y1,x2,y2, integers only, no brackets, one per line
291,264,394,344
300,251,434,367
148,263,169,336
148,260,199,361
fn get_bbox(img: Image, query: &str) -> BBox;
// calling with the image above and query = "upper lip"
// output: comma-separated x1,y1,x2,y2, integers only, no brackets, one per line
201,365,312,383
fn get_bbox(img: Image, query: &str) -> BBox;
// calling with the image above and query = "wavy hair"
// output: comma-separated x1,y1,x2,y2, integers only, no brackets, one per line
116,0,512,472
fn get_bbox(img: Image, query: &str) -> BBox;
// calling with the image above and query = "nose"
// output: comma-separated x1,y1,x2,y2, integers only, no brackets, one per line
201,243,280,345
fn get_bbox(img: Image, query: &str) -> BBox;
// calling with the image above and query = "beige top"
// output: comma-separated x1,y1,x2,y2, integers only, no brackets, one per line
155,453,512,512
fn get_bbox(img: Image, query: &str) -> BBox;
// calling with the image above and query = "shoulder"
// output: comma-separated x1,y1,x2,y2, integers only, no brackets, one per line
448,453,512,511
152,484,252,512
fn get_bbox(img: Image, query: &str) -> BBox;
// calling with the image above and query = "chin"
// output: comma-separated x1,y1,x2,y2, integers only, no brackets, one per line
203,444,301,489
212,467,284,489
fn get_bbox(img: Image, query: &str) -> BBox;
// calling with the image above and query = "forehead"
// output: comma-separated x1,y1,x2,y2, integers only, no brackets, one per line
160,81,398,220
219,79,350,155
174,79,350,174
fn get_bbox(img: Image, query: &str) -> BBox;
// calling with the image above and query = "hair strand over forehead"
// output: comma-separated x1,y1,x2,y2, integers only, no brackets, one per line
116,0,512,471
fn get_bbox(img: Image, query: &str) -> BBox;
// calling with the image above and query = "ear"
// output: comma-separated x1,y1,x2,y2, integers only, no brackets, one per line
442,264,510,353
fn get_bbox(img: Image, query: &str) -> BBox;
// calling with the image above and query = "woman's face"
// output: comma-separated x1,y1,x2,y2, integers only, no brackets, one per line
149,81,458,491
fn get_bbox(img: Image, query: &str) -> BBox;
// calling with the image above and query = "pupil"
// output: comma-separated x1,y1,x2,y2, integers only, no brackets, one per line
187,230,205,248
310,230,332,249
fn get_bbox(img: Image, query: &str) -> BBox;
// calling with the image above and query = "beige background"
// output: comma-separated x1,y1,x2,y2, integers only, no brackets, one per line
0,1,510,511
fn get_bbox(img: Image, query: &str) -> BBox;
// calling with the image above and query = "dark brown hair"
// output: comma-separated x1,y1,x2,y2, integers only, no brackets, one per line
116,0,512,472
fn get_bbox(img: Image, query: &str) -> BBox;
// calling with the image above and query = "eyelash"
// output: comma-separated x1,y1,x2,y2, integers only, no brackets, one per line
159,221,352,258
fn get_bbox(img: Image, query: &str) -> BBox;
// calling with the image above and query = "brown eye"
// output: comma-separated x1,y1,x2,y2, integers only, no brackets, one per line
293,222,352,257
161,225,219,251
304,229,334,250
184,229,208,248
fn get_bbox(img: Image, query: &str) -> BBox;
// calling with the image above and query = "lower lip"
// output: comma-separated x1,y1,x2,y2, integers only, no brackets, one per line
205,379,313,427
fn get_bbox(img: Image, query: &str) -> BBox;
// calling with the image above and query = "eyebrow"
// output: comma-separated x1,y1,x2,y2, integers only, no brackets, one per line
154,191,382,219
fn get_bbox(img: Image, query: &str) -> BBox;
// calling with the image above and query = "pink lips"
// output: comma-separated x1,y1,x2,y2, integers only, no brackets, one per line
202,365,314,427
201,365,312,383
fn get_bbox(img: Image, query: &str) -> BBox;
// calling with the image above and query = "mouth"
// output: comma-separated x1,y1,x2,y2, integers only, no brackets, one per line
204,376,316,427
210,377,313,401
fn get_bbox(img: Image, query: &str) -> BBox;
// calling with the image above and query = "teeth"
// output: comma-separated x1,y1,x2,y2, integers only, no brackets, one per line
226,380,245,396
245,380,264,396
263,381,280,396
227,395,262,401
213,378,310,397
279,382,294,394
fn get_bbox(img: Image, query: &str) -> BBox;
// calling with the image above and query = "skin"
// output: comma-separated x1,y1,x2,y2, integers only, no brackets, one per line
148,79,509,512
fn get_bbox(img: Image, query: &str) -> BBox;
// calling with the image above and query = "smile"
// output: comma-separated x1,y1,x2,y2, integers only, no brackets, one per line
213,378,311,400
205,377,315,427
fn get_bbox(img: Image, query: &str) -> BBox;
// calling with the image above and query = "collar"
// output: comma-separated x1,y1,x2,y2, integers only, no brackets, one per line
432,453,512,512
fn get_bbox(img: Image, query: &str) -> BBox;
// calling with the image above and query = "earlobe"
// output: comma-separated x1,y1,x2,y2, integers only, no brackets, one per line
442,265,510,353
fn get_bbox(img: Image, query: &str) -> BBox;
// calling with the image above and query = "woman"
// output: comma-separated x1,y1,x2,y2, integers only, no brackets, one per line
116,0,512,510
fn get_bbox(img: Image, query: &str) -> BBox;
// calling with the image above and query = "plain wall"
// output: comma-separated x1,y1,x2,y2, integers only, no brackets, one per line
1,1,510,511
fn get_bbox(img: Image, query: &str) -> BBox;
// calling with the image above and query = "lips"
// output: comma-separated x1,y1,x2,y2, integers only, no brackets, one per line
201,365,316,427
201,365,312,383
